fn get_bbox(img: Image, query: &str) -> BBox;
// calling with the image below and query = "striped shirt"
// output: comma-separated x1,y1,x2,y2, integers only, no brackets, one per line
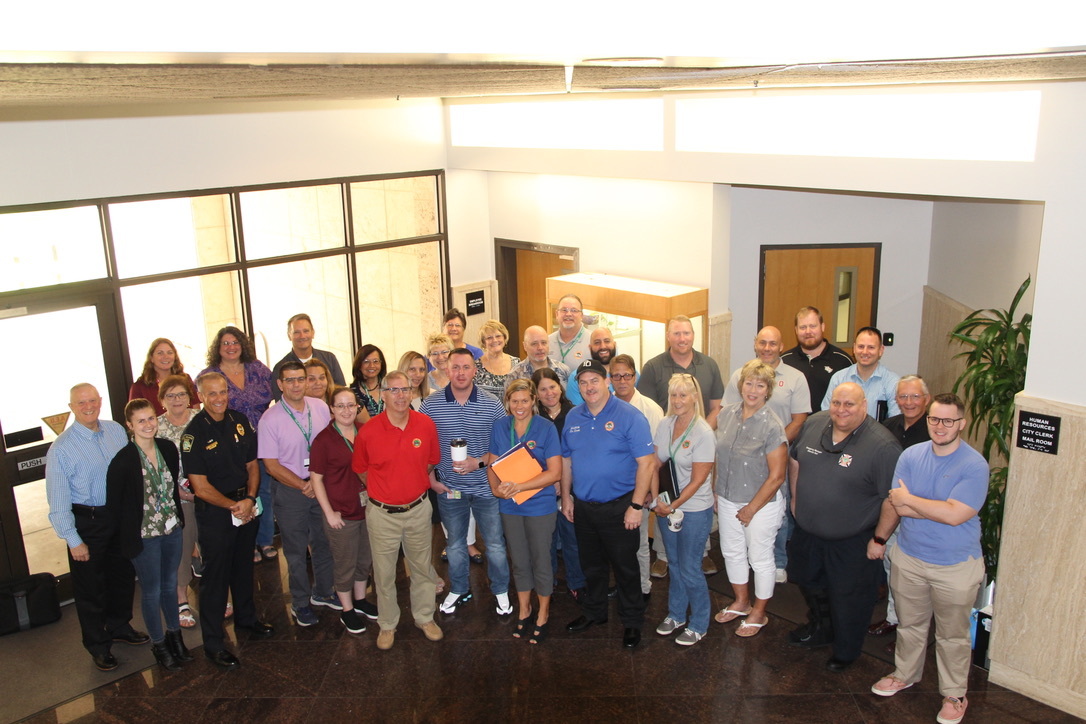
45,420,128,548
420,384,506,496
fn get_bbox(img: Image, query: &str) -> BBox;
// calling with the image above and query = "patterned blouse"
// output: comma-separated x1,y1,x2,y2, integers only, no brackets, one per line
351,379,385,418
474,355,521,401
137,444,180,538
158,409,198,480
199,361,273,430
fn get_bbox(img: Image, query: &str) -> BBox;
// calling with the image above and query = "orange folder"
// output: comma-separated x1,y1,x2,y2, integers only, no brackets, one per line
490,443,544,505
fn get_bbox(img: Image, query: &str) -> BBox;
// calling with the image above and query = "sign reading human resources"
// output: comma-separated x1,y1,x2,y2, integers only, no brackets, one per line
1016,411,1060,455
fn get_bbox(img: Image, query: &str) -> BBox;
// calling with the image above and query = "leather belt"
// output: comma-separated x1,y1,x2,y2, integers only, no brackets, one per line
369,493,427,514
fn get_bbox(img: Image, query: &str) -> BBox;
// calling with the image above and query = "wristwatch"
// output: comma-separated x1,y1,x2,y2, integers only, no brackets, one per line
630,502,643,511
244,495,257,505
872,534,888,546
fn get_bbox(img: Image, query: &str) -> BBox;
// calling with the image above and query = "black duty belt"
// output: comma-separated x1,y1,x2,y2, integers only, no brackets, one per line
71,504,107,518
369,494,426,514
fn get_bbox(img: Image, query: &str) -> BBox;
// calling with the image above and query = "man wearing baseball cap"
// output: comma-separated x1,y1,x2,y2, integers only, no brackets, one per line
560,359,655,649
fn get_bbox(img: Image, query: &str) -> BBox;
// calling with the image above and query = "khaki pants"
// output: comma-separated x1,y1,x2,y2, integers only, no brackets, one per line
366,499,437,631
889,546,985,698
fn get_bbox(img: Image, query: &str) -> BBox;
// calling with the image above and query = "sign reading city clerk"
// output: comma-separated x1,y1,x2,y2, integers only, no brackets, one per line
1016,411,1060,455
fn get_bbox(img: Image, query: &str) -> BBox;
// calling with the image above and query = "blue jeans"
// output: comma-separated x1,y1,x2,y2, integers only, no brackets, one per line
658,507,713,635
255,460,276,548
551,512,586,590
131,526,183,643
437,492,509,596
774,484,794,569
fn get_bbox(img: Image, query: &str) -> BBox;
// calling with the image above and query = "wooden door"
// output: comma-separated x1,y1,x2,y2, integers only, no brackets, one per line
514,248,573,355
760,244,881,356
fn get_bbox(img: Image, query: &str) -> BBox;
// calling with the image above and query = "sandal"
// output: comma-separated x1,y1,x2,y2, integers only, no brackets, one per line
260,545,278,559
715,607,752,624
529,621,549,645
736,618,768,638
225,601,234,619
178,603,196,629
513,610,533,638
253,548,263,563
435,577,445,594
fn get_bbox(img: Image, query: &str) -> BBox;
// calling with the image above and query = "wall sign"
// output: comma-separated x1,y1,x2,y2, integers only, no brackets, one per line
465,290,485,316
1016,411,1060,455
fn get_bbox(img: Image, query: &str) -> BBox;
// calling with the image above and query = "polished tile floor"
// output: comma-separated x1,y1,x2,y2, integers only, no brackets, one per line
18,539,1081,724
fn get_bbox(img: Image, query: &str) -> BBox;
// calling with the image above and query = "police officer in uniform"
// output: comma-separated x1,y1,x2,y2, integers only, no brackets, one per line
181,372,274,669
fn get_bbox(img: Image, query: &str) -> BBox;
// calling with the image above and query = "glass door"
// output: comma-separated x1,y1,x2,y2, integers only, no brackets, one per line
0,292,125,599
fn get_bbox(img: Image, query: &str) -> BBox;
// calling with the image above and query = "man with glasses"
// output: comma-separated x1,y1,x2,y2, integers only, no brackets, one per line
510,325,579,403
787,382,902,672
270,314,346,402
258,362,335,627
869,394,988,724
353,371,443,650
724,326,812,583
562,359,656,649
781,306,854,412
868,375,933,639
46,383,148,671
610,354,668,589
637,315,725,429
549,294,593,368
420,349,511,616
821,327,901,421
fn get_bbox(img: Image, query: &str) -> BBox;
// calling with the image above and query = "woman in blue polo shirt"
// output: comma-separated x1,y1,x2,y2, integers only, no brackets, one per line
487,379,562,644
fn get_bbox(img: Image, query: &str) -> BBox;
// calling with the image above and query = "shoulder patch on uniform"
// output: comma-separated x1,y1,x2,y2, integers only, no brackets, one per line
236,423,246,437
180,435,193,452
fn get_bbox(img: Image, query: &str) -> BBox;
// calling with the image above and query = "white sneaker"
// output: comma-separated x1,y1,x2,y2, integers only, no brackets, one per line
775,568,788,583
495,592,513,616
439,592,472,614
675,628,705,646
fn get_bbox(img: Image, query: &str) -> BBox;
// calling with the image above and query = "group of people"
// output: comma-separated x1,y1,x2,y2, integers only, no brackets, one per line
45,298,986,724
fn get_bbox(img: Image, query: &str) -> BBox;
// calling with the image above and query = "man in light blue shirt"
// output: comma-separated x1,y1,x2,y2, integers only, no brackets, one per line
46,383,147,671
821,327,900,421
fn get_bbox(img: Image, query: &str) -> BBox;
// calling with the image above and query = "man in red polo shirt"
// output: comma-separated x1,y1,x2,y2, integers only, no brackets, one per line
352,370,442,650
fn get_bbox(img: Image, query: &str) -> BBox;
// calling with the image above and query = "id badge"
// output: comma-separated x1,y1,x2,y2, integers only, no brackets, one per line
303,457,310,468
358,490,369,507
448,490,461,500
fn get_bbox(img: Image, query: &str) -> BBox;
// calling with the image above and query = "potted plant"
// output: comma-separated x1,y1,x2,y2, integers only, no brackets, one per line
949,276,1031,583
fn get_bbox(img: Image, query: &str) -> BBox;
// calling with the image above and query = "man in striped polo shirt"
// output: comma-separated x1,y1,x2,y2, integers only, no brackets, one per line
420,348,511,616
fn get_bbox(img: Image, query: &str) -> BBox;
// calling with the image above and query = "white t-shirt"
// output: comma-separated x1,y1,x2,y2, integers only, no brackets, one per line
653,415,716,512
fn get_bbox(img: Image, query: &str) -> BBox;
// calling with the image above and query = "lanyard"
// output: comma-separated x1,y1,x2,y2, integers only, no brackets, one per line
334,422,355,453
668,415,697,460
557,327,584,364
509,415,535,449
283,400,314,451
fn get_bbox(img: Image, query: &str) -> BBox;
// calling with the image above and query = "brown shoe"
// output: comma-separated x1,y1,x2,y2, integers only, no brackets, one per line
701,556,718,576
415,620,444,642
868,619,898,636
376,629,395,650
650,560,668,578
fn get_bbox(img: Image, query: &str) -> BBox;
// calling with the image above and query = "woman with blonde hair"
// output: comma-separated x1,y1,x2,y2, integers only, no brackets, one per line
713,360,788,638
651,373,716,646
426,333,454,391
398,350,431,410
475,319,520,399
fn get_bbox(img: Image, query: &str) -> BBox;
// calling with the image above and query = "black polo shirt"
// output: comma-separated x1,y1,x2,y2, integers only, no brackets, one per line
180,409,256,496
882,414,931,449
781,343,854,411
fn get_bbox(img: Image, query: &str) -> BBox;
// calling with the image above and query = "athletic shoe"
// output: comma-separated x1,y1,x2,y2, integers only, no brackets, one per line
655,617,686,636
495,592,513,616
701,557,718,575
439,592,473,614
871,676,913,697
291,605,319,627
650,560,669,578
354,599,379,620
775,568,788,583
937,696,968,724
310,593,343,610
340,609,367,634
675,628,705,646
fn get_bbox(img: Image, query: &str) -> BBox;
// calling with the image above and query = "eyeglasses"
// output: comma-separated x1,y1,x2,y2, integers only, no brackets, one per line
927,416,964,427
611,372,634,381
164,392,189,400
897,393,925,401
332,403,359,410
429,349,450,357
383,387,411,395
220,340,241,347
558,307,582,315
361,359,381,366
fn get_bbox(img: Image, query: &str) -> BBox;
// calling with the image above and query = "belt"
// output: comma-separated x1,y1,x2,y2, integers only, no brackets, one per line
72,503,107,517
369,493,427,514
579,491,634,506
194,486,249,511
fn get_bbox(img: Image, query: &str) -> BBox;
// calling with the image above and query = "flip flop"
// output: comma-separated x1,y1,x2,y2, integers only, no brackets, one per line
715,607,753,624
735,619,768,638
260,545,279,559
178,603,196,629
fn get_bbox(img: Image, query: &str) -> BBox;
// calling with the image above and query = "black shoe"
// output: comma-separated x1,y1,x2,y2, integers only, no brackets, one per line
237,621,275,639
354,599,379,620
151,642,181,672
340,609,367,635
470,553,485,564
92,652,119,671
165,630,193,662
826,657,854,672
112,628,150,646
566,615,607,633
205,648,240,670
607,586,618,598
622,627,641,649
787,623,833,648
